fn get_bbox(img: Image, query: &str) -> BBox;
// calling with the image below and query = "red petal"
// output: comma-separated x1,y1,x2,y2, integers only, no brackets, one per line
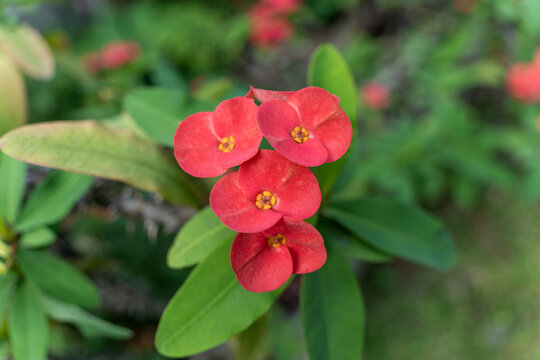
237,150,321,220
231,232,293,292
310,111,352,163
174,112,225,177
265,217,327,274
212,97,262,168
247,87,296,102
287,87,344,129
210,172,283,233
258,100,328,167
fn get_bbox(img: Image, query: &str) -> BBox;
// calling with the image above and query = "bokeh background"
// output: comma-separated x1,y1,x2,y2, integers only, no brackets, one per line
2,0,540,359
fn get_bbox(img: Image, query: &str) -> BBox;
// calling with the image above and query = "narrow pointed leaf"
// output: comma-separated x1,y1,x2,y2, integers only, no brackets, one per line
8,281,49,360
0,273,17,323
15,170,93,232
42,296,133,340
20,227,56,249
17,248,100,309
168,206,234,269
0,24,54,80
301,246,365,360
0,120,201,207
324,197,456,270
0,153,26,224
156,239,283,358
0,54,26,136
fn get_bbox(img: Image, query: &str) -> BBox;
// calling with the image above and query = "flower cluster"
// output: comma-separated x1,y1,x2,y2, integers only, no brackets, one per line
248,0,301,48
82,41,140,74
506,48,540,103
174,86,352,292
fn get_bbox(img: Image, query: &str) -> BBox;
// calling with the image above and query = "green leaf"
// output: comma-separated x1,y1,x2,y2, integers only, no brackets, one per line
301,246,365,360
0,120,201,207
167,206,235,269
17,248,100,309
20,227,56,249
0,24,54,80
42,296,133,340
323,197,456,270
0,54,26,137
8,280,49,360
318,221,392,263
0,273,17,323
0,153,26,224
123,87,185,147
15,170,93,232
308,43,357,122
156,239,283,358
308,44,358,195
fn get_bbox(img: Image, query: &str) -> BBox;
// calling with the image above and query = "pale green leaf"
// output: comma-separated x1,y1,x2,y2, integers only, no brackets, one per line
0,24,54,80
167,206,234,269
0,273,17,323
0,54,26,136
20,227,56,249
323,197,456,270
0,153,26,224
8,280,49,360
42,296,133,340
301,246,365,360
17,248,100,309
156,239,282,357
123,88,185,147
15,170,93,232
0,120,201,207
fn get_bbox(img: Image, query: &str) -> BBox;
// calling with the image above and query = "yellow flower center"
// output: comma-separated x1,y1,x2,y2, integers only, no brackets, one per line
218,136,235,153
290,126,309,144
255,191,277,210
267,234,287,248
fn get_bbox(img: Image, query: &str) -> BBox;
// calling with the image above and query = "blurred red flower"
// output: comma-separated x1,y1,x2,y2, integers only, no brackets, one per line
360,82,390,109
210,150,321,233
506,63,540,103
257,87,352,167
248,0,301,48
231,217,326,292
81,41,140,73
174,97,261,178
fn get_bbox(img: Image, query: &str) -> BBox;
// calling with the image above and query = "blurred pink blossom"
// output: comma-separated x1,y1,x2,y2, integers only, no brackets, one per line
360,83,390,110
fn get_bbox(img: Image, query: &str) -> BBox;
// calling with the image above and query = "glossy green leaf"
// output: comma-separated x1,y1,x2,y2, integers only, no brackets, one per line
318,221,392,263
0,273,17,323
17,248,100,309
0,54,26,136
0,153,26,224
156,239,282,357
0,120,201,207
308,43,357,122
323,197,456,270
42,296,133,340
8,281,49,360
20,227,56,249
167,206,234,269
0,24,54,80
123,87,185,147
15,170,93,232
301,246,365,360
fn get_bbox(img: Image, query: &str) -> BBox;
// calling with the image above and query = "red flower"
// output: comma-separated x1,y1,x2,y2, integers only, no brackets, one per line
256,87,352,167
245,86,295,102
360,82,390,109
261,0,301,15
506,63,540,103
249,16,293,47
99,41,140,69
174,97,262,178
231,217,326,292
210,150,321,233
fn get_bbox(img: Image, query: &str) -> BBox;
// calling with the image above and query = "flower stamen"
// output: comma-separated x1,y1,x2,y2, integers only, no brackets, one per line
290,126,309,144
255,190,277,210
267,233,287,248
218,136,236,153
